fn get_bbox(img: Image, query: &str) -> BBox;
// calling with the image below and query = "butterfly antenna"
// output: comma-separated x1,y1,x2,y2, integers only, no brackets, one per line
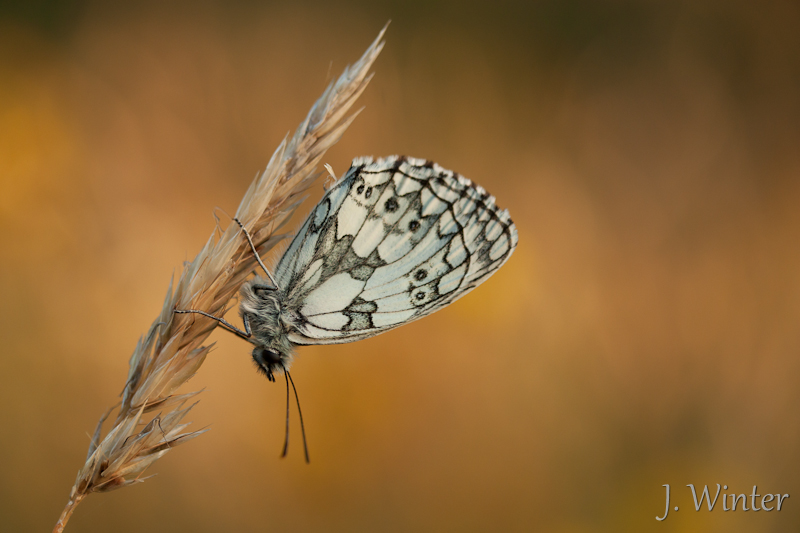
287,371,310,463
233,217,278,287
281,371,291,458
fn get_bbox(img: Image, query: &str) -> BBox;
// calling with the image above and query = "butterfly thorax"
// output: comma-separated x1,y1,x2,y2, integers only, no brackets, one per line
240,277,298,380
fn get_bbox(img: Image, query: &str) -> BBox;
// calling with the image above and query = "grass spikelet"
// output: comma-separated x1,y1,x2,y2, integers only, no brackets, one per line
53,25,387,533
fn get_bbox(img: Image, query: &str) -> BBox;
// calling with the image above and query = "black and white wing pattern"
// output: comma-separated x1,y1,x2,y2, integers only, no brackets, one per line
274,156,518,345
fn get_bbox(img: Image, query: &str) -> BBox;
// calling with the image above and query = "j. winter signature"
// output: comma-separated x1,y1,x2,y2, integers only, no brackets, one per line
656,484,789,521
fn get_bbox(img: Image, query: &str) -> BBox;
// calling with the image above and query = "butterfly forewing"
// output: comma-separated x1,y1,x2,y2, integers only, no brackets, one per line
276,156,518,345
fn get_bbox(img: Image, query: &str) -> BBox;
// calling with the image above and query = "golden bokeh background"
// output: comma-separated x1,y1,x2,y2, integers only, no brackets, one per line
2,1,799,531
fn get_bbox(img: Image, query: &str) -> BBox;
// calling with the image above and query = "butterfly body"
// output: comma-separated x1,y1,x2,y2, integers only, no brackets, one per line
240,283,298,380
237,155,518,380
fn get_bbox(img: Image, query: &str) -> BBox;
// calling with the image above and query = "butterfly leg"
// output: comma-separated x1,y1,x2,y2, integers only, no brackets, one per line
173,308,253,341
233,217,278,288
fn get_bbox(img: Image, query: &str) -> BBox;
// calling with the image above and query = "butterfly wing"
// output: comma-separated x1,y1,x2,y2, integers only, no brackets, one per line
274,156,518,345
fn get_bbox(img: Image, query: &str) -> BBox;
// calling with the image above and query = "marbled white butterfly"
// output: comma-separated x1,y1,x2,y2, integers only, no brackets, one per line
177,155,518,458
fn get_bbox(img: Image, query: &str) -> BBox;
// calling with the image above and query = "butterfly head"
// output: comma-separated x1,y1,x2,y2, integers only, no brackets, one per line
252,347,288,382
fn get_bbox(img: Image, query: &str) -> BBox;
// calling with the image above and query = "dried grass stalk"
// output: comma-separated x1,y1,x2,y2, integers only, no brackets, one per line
54,26,387,533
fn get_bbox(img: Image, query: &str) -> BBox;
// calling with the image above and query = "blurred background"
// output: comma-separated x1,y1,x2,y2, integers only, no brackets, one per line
2,0,799,531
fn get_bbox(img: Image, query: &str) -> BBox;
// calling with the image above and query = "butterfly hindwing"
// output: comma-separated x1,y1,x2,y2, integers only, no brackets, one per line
274,156,518,345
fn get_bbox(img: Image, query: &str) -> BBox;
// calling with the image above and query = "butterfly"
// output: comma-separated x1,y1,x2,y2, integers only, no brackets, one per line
177,155,518,459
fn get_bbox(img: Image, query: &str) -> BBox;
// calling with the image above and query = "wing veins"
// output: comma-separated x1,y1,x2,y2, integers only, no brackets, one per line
321,169,423,282
285,157,517,342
